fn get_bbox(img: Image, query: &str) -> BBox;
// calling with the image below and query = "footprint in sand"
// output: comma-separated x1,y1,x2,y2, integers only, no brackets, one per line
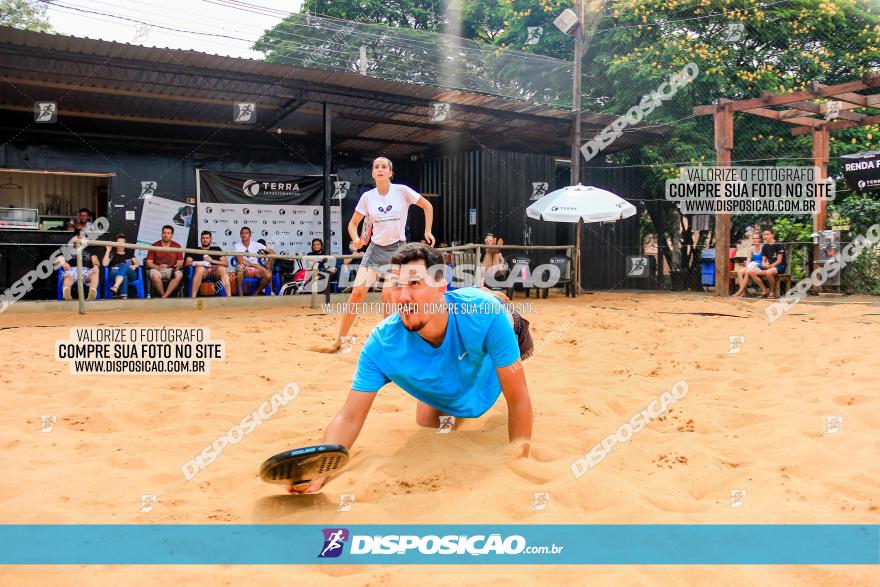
62,413,120,433
505,442,566,484
605,400,630,417
833,395,875,406
676,419,695,432
526,442,566,463
506,459,557,485
374,403,401,414
652,453,688,469
397,476,442,492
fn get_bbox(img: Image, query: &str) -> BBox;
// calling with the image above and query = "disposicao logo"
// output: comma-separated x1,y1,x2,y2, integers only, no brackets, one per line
318,528,349,558
318,530,531,557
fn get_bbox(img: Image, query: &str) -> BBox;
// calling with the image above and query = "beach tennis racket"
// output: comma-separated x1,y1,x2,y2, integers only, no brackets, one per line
259,444,349,486
359,214,372,249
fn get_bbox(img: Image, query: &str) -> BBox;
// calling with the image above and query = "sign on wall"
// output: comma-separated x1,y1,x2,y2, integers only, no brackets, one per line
134,195,195,261
842,152,880,193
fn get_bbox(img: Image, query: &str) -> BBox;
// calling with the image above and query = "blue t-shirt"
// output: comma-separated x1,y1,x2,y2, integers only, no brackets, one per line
351,288,521,418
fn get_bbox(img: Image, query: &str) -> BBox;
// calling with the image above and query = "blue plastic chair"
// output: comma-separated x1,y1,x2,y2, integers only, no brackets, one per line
445,263,458,291
187,265,228,297
229,256,273,296
103,265,146,299
57,267,102,300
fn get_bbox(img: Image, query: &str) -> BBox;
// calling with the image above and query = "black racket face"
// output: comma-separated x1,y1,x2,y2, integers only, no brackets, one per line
259,444,349,485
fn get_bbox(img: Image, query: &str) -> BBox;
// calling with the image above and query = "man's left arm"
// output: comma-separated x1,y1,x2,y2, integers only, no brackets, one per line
773,248,784,269
497,361,532,457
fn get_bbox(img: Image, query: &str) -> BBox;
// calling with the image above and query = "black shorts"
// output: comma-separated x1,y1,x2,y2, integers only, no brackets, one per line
511,310,533,360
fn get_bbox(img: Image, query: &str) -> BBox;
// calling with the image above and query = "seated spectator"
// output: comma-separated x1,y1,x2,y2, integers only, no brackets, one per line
732,231,768,298
56,222,99,300
305,238,337,274
481,232,507,286
146,224,184,298
755,226,787,298
304,238,339,292
102,233,140,298
185,230,229,298
233,226,274,296
75,208,93,231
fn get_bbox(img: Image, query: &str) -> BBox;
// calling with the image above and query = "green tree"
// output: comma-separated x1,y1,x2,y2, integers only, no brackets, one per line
0,0,53,32
574,0,880,286
253,0,572,104
253,0,880,288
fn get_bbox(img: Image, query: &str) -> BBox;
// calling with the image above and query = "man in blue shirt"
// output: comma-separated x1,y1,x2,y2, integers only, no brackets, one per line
291,243,533,493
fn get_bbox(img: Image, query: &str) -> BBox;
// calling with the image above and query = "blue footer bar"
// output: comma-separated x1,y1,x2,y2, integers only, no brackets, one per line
1,525,877,564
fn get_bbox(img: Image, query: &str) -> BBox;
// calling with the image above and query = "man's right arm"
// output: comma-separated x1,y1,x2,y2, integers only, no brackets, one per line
291,389,376,494
320,389,376,449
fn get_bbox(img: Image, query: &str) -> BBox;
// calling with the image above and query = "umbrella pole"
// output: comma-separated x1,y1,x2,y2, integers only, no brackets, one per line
576,218,583,295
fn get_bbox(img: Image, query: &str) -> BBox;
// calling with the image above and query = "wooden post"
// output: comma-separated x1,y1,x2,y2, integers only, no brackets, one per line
575,218,583,295
811,126,830,294
713,104,734,297
812,126,830,231
309,262,319,308
474,245,482,287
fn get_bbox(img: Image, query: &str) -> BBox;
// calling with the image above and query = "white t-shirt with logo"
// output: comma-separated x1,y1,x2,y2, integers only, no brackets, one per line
233,240,265,264
354,183,421,246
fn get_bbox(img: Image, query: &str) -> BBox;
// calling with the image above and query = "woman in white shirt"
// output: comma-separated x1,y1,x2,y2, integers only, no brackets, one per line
312,156,435,353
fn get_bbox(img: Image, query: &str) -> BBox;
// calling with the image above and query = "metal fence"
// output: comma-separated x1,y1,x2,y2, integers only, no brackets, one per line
47,240,576,314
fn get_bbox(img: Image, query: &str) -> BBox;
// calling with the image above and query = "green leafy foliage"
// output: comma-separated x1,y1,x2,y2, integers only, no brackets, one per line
0,0,53,32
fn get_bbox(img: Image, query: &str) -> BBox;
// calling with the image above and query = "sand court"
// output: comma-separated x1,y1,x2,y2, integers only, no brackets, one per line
1,292,878,584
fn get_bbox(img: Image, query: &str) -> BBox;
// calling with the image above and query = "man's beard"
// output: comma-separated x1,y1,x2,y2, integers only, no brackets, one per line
400,303,428,332
402,316,429,332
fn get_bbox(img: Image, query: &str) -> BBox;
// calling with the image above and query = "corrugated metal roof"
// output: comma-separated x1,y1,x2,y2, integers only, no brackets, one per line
0,26,670,157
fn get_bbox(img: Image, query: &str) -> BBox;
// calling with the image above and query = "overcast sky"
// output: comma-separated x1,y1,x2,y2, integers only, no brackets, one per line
44,0,305,59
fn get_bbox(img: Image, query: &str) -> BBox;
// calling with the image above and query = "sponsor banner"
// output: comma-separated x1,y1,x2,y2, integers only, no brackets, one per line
842,152,880,193
198,203,342,256
197,171,342,255
0,525,876,564
198,171,323,205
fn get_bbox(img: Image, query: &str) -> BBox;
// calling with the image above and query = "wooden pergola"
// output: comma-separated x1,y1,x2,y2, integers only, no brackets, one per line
694,72,880,296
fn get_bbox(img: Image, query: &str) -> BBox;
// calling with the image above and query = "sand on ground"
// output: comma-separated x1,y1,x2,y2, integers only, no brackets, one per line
0,292,878,585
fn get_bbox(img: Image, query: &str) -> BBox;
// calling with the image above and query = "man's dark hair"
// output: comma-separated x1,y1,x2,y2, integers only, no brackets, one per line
115,233,126,240
312,238,323,246
762,226,775,235
162,224,174,233
201,230,212,238
79,208,91,215
240,226,251,235
390,243,446,282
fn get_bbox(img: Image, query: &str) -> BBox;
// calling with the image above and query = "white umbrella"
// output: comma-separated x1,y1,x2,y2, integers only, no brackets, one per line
526,184,637,293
